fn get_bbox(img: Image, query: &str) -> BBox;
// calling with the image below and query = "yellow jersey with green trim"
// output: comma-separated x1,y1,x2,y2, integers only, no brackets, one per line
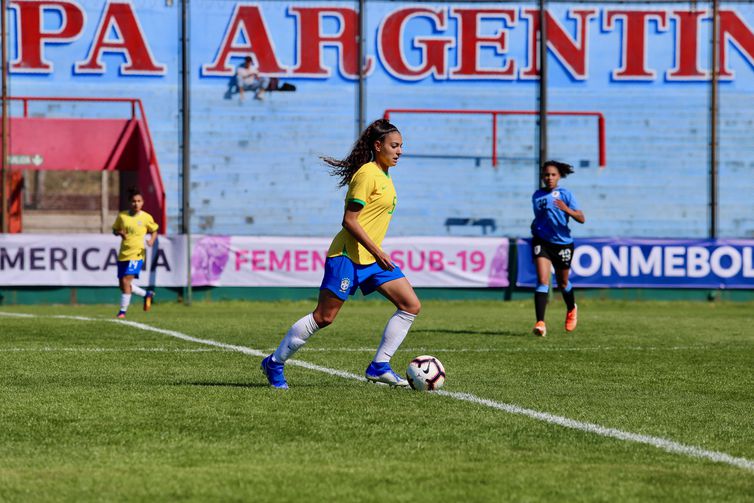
327,162,397,265
112,210,159,261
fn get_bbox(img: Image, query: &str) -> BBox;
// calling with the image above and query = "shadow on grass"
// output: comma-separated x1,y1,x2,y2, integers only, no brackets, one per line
176,381,269,388
412,328,526,337
175,380,346,389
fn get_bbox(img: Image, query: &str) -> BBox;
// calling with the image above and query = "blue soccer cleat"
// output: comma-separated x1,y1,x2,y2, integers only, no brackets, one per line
365,361,409,387
261,355,288,389
116,310,126,319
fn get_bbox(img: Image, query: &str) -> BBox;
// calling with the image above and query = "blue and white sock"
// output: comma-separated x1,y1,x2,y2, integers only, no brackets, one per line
373,310,416,363
273,313,321,363
120,294,132,312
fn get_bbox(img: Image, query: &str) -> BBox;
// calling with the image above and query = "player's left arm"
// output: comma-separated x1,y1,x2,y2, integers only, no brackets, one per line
146,217,159,247
554,194,586,224
342,202,395,271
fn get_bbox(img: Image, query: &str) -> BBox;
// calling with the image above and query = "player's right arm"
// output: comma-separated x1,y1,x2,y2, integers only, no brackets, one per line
554,192,586,224
112,215,127,239
341,201,394,271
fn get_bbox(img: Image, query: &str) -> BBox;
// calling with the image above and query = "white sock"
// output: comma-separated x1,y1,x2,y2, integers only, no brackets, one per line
131,285,147,297
272,313,321,363
120,294,132,312
374,310,416,363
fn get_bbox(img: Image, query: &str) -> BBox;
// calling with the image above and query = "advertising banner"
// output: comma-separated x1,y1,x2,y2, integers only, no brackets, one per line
516,238,754,289
0,235,509,288
0,234,187,287
191,236,509,288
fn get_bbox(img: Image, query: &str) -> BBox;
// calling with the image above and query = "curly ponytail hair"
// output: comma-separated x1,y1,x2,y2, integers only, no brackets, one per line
323,118,400,188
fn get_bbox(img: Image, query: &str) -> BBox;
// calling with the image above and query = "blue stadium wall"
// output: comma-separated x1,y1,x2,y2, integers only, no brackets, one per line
8,1,754,239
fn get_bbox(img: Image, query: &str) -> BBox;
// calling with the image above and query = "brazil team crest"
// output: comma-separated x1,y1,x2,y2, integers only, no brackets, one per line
340,278,351,292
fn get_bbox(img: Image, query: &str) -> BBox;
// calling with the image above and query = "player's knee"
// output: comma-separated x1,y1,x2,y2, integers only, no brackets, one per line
401,299,421,315
313,311,336,327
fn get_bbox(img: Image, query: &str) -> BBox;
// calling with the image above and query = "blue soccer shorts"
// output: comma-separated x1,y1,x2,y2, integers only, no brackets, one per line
117,259,144,279
320,255,405,301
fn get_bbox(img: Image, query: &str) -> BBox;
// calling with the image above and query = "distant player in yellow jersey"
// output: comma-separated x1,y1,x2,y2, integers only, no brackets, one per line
261,119,421,389
112,188,159,319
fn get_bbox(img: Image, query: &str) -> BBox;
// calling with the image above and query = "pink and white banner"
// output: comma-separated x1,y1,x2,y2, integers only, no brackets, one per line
0,234,509,288
0,234,187,286
191,236,510,288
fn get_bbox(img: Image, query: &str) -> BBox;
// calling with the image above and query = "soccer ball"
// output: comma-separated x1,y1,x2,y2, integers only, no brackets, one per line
406,355,446,391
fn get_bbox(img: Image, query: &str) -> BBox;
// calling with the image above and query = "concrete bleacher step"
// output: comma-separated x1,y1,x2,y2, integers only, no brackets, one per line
22,210,120,234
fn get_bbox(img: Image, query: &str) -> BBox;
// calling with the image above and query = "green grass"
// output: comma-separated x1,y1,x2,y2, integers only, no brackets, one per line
0,299,752,502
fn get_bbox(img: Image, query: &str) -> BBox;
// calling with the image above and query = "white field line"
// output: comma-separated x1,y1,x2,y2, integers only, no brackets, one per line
0,346,712,354
263,345,713,353
437,390,754,472
1,312,753,472
0,346,716,354
0,347,223,353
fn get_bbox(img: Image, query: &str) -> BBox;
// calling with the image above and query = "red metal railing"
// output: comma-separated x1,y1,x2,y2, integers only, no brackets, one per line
4,96,166,231
383,108,606,168
7,96,156,170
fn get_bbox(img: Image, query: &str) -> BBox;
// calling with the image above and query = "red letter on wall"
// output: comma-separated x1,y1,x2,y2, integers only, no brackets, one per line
450,7,517,79
10,0,84,73
718,10,754,80
603,10,668,80
74,1,166,75
202,5,285,76
666,10,707,80
289,6,371,78
378,7,453,80
520,9,597,80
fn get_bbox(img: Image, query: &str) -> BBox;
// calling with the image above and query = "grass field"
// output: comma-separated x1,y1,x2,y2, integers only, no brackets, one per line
0,299,752,502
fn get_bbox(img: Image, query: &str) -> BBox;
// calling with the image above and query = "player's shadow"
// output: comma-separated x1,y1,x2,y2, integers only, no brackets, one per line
175,380,268,388
175,380,336,389
412,328,525,337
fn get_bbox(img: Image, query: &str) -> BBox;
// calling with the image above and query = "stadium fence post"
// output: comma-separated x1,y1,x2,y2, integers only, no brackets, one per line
537,0,548,187
1,0,8,233
709,0,719,239
181,0,192,305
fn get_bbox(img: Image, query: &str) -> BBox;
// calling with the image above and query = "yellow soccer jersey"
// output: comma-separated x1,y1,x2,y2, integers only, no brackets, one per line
112,210,159,261
328,162,397,264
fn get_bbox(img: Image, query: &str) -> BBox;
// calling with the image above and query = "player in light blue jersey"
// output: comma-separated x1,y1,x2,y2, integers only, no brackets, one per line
530,161,586,336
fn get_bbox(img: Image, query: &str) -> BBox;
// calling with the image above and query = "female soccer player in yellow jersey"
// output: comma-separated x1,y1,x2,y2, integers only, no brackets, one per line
112,188,158,319
261,119,421,389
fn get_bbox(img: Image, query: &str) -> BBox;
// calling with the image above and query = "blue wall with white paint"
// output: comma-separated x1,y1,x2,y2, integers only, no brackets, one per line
9,1,754,238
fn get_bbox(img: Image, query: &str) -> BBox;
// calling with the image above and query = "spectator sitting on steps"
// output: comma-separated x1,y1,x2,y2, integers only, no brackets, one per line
226,56,268,102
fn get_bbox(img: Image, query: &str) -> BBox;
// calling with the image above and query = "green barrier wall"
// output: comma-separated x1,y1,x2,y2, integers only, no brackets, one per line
1,286,753,305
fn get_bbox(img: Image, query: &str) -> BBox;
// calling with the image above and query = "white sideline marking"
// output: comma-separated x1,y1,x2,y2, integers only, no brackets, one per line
2,312,753,472
437,390,754,472
265,345,712,354
115,320,367,382
0,347,222,353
